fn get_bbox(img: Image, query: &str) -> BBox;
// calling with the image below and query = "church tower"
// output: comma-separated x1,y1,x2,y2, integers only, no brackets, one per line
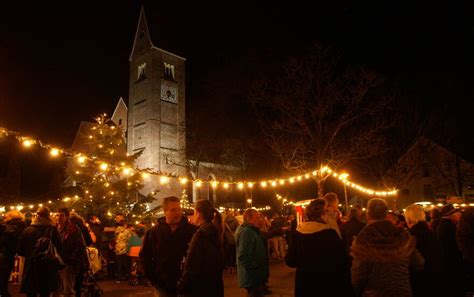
127,7,186,198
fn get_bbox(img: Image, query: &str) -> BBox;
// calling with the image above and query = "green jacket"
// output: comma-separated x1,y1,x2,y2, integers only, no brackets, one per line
235,223,269,288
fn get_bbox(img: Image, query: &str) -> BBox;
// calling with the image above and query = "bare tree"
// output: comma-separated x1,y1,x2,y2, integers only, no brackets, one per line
250,44,392,197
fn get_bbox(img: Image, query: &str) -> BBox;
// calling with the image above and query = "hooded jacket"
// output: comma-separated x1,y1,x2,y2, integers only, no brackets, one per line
139,216,197,294
235,222,269,289
178,222,224,297
351,220,425,297
285,220,353,297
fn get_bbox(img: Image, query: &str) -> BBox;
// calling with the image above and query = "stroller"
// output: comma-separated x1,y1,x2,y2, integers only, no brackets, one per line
128,246,147,286
83,247,104,297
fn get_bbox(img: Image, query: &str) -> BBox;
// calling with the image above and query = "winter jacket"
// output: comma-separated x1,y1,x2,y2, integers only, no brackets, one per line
351,220,425,297
285,220,353,297
114,225,132,255
58,220,88,271
341,218,365,255
139,216,197,294
178,222,224,297
235,222,269,288
409,221,446,297
437,217,464,296
0,218,26,263
456,207,474,293
326,210,342,238
70,216,93,247
17,217,62,294
456,207,474,265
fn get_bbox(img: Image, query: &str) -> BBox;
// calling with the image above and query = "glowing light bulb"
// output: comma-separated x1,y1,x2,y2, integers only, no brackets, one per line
247,183,254,188
100,163,108,171
22,139,33,147
212,181,218,188
180,178,188,185
271,181,277,187
77,155,86,164
223,182,229,189
50,148,60,157
238,182,244,190
260,181,267,188
196,180,202,188
160,176,170,185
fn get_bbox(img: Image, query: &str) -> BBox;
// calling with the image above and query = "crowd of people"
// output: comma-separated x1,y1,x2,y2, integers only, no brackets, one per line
0,193,473,297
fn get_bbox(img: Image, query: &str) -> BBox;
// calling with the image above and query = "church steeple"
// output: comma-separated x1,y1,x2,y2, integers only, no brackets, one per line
127,6,186,199
129,6,153,62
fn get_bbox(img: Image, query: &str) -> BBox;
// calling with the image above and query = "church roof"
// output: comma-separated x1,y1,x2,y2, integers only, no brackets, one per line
140,4,186,60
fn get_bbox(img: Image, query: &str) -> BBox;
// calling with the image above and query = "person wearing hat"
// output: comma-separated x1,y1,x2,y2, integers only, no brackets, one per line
437,203,464,296
17,206,62,297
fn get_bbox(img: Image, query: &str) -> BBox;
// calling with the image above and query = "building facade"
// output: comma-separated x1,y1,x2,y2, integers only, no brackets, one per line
385,137,474,208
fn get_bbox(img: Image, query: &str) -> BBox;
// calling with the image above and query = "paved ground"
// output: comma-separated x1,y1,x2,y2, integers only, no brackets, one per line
9,262,295,297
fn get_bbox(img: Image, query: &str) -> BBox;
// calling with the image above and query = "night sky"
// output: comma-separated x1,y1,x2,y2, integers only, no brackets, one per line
1,1,473,199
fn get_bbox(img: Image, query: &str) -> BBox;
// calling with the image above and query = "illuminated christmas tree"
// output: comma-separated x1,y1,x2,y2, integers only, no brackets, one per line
68,114,156,221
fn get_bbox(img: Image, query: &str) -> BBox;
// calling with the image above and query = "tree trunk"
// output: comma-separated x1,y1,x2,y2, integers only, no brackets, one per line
455,156,463,199
317,179,324,198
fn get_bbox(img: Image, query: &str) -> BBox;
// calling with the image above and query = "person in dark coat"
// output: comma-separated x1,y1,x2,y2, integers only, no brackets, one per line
286,198,353,297
17,206,62,297
140,196,197,297
430,208,442,232
437,203,464,297
456,207,474,295
56,207,89,297
351,198,425,297
405,204,446,297
341,208,366,256
178,200,224,297
69,211,93,297
0,210,26,297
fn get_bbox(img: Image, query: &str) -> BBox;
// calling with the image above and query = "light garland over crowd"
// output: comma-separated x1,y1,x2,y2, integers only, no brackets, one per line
0,123,397,202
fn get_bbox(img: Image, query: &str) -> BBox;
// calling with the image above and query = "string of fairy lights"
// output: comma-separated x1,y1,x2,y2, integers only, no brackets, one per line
0,123,398,211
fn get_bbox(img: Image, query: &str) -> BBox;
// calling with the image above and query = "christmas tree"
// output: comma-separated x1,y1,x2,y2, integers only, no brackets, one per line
68,114,156,221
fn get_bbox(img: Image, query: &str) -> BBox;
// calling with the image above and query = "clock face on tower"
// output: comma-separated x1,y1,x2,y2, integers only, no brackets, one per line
161,83,177,104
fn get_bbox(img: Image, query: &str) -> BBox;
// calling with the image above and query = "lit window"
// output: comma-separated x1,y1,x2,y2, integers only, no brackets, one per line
164,62,175,80
137,63,146,81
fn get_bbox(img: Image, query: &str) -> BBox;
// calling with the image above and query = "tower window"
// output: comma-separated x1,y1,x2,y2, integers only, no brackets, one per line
118,119,122,125
422,162,430,177
137,63,146,81
164,62,175,80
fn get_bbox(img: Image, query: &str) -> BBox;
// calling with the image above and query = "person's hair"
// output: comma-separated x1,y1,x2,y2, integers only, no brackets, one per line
57,207,70,217
4,210,25,223
163,196,181,212
323,192,338,205
243,208,259,223
69,211,85,225
349,208,359,220
405,204,426,226
36,206,51,219
195,199,223,245
135,226,146,237
367,198,388,221
306,198,326,220
430,208,441,220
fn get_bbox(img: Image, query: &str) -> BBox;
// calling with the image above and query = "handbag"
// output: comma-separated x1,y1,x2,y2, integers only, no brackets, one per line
33,227,65,270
